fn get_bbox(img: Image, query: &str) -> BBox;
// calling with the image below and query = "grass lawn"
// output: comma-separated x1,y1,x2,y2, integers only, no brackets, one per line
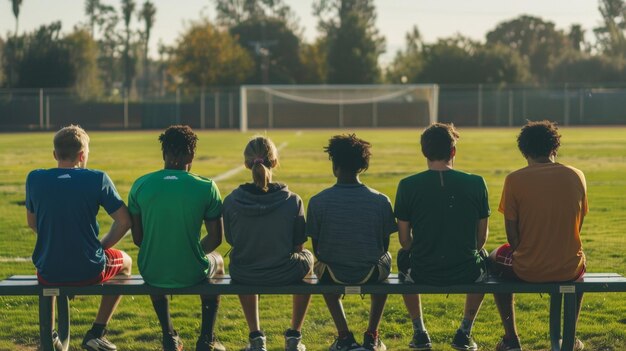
0,127,625,351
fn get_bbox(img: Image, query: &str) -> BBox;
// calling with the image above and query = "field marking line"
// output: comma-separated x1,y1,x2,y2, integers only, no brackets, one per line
212,141,288,182
0,257,30,263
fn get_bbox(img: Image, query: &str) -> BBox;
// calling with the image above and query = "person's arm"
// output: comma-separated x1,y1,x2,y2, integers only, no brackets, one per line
398,219,413,250
504,218,520,251
26,210,37,234
312,238,319,258
293,243,304,252
383,234,390,252
201,217,223,254
100,204,132,250
476,217,489,250
130,214,143,247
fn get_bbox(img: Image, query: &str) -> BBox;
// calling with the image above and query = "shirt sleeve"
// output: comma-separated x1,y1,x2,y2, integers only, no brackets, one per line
305,197,320,240
293,196,307,246
100,172,124,215
478,176,491,219
204,181,223,221
25,172,35,213
498,174,518,221
382,195,398,236
394,180,410,221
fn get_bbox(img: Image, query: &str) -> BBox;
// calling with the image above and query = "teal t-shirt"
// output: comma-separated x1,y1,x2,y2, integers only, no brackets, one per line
395,169,489,285
128,169,222,288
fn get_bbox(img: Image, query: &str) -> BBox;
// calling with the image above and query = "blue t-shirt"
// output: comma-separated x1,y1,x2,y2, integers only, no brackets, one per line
25,168,124,283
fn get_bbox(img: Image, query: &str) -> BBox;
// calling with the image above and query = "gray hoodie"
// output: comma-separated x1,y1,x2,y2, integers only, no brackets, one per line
223,183,307,285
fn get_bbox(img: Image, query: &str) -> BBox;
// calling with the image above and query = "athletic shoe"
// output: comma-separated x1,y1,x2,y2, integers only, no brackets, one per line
244,334,267,351
329,332,364,351
409,330,432,350
559,338,584,351
52,330,63,351
451,329,477,351
495,336,521,351
285,330,306,351
162,331,184,351
362,332,386,351
82,329,117,351
196,334,226,351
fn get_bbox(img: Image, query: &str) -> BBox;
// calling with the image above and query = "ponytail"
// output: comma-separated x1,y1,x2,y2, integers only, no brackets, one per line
244,136,279,193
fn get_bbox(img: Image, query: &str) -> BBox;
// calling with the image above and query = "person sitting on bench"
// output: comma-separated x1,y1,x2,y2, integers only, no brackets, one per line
26,125,132,351
128,125,226,351
307,134,397,351
394,123,489,351
491,120,587,351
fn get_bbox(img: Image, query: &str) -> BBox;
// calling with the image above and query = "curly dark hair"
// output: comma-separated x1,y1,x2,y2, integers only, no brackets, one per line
517,120,561,159
324,134,372,174
420,123,459,161
159,125,198,160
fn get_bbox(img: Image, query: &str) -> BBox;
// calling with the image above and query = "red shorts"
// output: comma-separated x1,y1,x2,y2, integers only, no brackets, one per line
491,243,585,281
38,249,126,286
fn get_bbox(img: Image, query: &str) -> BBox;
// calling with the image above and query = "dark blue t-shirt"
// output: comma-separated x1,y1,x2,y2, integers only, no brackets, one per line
25,168,124,283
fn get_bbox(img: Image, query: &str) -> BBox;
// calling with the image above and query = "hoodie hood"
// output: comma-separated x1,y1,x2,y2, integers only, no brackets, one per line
226,183,293,216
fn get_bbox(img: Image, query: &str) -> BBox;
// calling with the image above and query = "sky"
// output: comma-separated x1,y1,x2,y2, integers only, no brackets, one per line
0,0,603,64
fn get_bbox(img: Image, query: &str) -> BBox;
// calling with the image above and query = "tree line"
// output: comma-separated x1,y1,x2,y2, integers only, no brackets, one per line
2,0,626,99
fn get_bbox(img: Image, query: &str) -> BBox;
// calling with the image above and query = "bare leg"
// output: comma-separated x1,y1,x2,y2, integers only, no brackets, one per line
94,251,132,324
367,294,388,333
464,293,484,321
239,294,260,333
493,293,517,340
323,293,349,333
402,294,423,320
291,294,311,331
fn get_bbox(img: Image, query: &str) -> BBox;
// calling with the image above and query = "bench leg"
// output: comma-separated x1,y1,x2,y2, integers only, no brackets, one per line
560,293,578,351
57,295,70,351
549,293,562,351
39,295,54,351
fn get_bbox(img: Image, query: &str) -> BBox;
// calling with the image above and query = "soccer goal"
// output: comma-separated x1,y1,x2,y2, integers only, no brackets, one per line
239,84,439,131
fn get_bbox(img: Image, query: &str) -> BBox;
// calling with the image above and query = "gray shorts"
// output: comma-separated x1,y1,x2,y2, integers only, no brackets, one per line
314,251,392,284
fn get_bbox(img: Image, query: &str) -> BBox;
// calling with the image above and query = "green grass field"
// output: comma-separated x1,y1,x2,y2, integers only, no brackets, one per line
0,128,625,351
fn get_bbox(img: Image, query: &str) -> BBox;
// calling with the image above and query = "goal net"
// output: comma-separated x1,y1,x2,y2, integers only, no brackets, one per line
239,84,439,131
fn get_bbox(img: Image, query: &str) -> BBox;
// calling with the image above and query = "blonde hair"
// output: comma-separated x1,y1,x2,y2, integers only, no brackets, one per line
244,136,279,192
54,125,90,161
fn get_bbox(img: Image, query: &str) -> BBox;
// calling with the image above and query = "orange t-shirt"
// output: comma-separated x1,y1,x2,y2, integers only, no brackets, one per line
498,162,587,282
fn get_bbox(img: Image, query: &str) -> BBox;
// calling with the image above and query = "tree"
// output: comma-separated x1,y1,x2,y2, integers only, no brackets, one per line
65,27,102,97
121,0,136,93
96,5,122,94
172,20,253,87
551,53,625,83
386,26,423,83
230,18,303,83
569,24,586,52
85,0,100,37
594,0,626,57
299,38,327,83
486,15,569,82
314,0,385,83
139,0,156,93
11,0,23,37
214,0,297,29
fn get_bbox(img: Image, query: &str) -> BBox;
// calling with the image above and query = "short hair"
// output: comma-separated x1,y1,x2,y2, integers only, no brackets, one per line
158,125,198,161
54,125,90,161
420,123,459,161
244,136,279,192
517,120,561,159
324,134,371,174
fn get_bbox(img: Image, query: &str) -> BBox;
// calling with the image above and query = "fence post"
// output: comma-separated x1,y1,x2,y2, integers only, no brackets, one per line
339,91,344,128
522,88,527,120
200,88,205,129
39,89,44,130
372,101,378,128
267,93,272,129
508,89,514,127
123,88,129,129
215,92,220,129
176,87,181,124
564,83,570,126
46,95,50,130
229,93,234,129
477,84,483,127
579,88,584,124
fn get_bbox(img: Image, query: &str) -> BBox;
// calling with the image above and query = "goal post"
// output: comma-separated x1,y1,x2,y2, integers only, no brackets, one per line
239,84,439,132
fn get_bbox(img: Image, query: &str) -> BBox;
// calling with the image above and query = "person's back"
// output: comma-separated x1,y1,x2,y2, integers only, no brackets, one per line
396,169,488,285
130,169,221,287
308,183,395,284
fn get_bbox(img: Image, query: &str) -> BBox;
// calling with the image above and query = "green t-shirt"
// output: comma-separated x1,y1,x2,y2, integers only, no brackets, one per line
128,169,222,288
395,169,489,285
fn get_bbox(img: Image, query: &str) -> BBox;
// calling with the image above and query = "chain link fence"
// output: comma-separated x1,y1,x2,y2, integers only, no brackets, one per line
1,84,625,131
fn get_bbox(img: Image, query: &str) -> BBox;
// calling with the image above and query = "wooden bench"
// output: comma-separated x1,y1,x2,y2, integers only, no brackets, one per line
1,273,625,351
